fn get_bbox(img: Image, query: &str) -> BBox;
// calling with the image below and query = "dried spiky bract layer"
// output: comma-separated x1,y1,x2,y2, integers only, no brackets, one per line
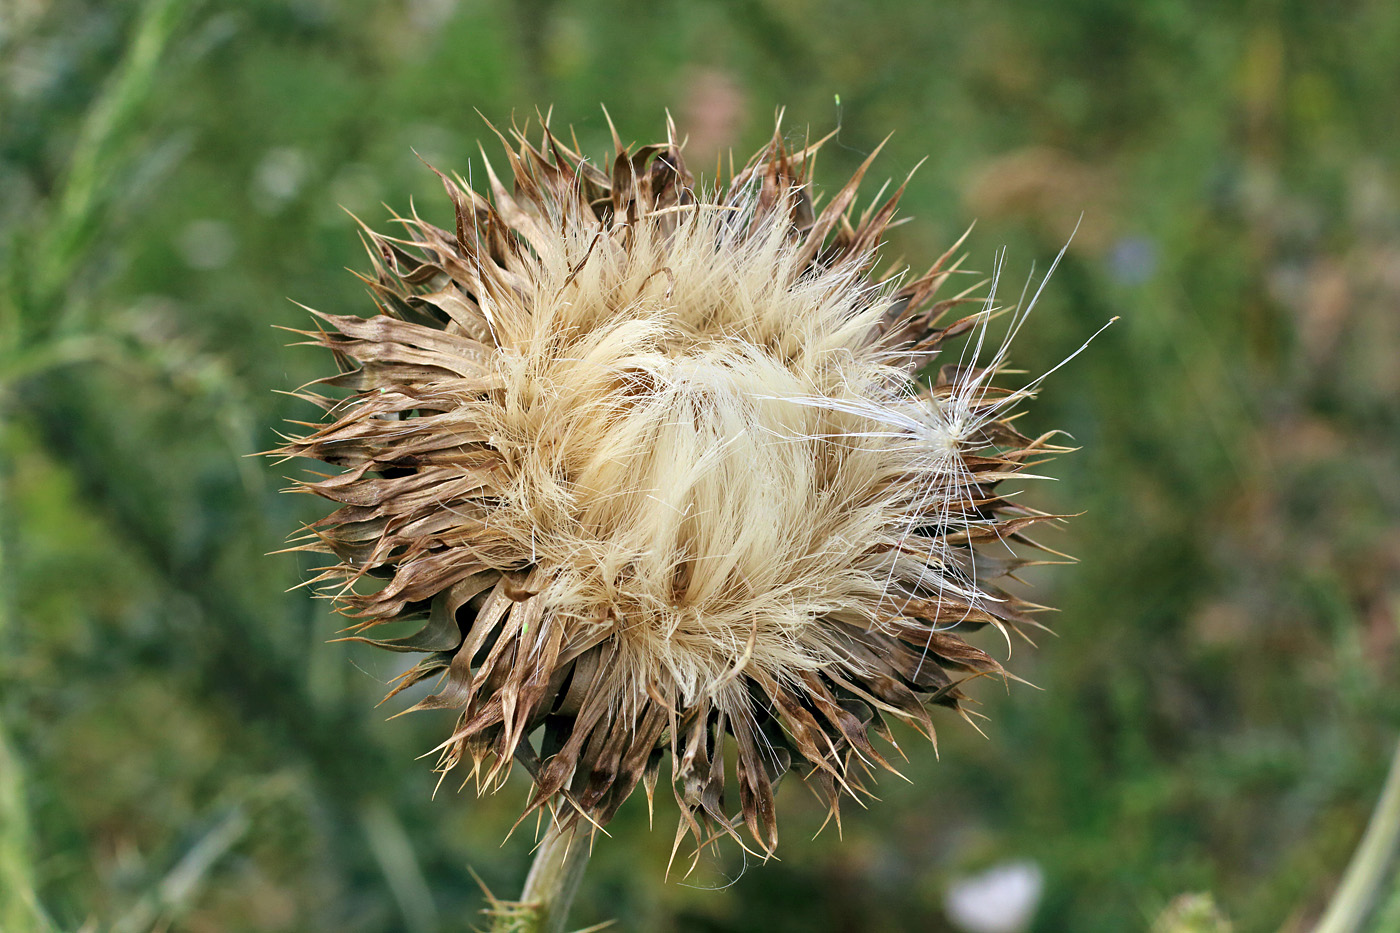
275,117,1069,859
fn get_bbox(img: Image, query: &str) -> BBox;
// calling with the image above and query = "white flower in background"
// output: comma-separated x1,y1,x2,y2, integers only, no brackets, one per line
945,860,1045,933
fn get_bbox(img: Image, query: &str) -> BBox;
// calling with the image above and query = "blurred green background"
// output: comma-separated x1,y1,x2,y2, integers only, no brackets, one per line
3,0,1398,930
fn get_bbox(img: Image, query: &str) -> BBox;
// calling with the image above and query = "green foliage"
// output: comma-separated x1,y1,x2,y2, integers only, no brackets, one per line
2,0,1398,930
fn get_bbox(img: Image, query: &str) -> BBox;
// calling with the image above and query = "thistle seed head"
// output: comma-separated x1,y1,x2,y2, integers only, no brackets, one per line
274,115,1071,860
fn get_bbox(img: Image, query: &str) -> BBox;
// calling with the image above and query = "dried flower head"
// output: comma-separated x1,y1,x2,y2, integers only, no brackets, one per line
275,115,1073,860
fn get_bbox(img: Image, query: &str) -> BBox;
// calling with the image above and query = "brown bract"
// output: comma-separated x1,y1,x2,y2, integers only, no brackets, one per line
272,114,1068,863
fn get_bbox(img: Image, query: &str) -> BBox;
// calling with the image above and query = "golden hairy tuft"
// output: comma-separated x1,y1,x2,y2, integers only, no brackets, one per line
273,115,1072,861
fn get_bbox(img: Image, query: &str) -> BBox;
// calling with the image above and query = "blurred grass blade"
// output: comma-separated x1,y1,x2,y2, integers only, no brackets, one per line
0,724,58,933
361,799,440,933
0,335,109,393
23,0,189,333
109,805,250,933
1313,736,1400,933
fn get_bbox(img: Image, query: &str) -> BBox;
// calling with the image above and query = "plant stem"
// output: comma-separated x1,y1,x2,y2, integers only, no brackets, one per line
0,723,56,933
492,822,592,933
0,383,52,933
1313,735,1400,933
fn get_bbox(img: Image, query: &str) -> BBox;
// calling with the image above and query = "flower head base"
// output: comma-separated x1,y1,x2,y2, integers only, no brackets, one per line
275,116,1070,861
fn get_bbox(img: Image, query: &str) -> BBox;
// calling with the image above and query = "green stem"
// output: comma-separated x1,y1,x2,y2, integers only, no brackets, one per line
0,723,55,933
0,377,52,933
491,822,592,933
1313,735,1400,933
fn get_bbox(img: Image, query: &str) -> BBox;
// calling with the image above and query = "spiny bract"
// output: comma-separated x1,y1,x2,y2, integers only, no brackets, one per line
274,115,1069,861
